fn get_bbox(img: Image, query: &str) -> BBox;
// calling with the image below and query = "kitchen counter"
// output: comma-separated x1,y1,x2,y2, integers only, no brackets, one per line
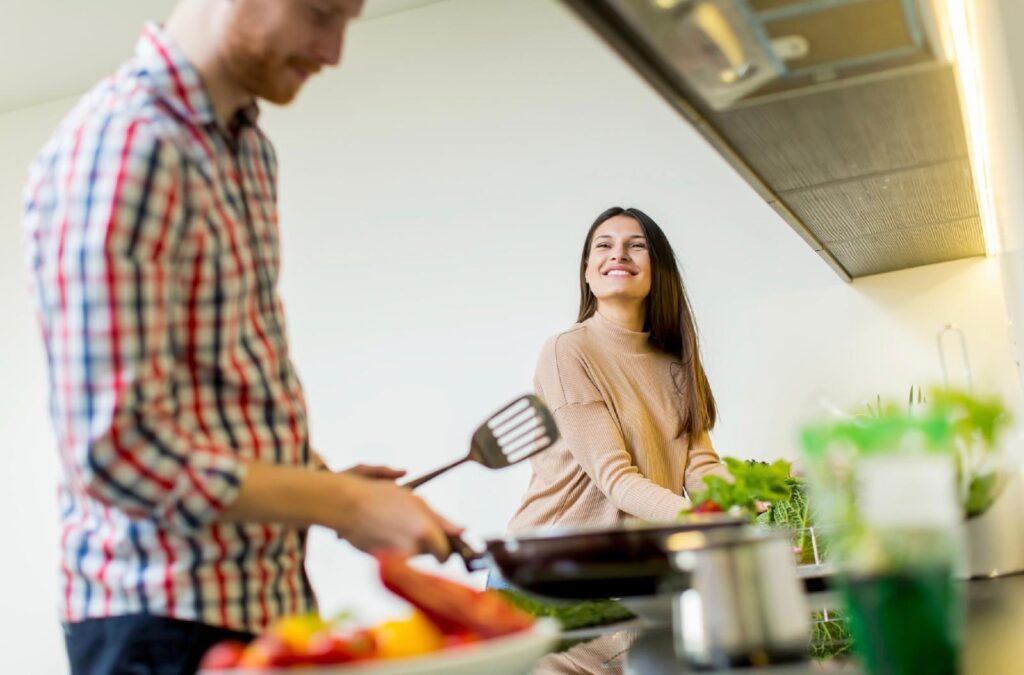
529,574,1024,674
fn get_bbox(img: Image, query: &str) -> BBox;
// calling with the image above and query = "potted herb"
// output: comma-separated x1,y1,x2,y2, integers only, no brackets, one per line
796,387,1012,675
865,387,1011,520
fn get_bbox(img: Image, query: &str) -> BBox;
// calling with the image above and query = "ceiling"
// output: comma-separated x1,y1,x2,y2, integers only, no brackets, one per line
0,0,445,114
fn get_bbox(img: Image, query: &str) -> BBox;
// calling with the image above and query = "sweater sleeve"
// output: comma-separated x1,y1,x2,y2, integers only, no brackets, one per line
683,430,731,498
535,336,692,522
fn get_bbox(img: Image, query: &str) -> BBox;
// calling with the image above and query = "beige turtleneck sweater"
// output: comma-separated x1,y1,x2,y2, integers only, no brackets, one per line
508,312,729,532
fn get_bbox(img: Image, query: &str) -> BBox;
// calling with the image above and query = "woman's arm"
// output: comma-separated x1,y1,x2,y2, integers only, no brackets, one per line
683,430,731,498
537,336,691,522
554,401,692,521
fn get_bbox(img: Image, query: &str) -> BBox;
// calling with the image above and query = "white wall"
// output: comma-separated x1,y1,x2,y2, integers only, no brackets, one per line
0,98,75,675
965,0,1024,388
2,0,1022,671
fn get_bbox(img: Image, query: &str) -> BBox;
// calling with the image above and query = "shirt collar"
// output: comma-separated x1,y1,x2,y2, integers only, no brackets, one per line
134,22,260,129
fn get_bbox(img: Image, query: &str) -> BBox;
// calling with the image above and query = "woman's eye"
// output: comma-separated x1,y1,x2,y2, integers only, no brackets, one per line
594,242,610,249
631,243,647,249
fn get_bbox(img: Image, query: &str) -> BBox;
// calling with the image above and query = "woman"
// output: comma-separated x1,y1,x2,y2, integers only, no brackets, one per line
508,207,729,533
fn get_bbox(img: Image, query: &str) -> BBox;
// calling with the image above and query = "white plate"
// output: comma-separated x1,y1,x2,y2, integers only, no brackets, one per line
203,619,561,675
620,595,673,626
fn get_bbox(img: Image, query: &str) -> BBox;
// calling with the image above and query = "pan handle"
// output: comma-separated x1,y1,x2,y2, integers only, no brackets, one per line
447,534,488,573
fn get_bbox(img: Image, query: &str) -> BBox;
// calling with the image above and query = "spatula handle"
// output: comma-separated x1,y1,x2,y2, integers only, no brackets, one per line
400,456,470,489
447,533,488,573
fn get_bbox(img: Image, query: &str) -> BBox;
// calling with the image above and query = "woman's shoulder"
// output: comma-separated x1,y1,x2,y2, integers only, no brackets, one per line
534,324,603,404
538,322,591,361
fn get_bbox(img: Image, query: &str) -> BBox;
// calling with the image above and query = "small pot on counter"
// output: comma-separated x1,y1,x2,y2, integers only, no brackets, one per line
662,526,810,669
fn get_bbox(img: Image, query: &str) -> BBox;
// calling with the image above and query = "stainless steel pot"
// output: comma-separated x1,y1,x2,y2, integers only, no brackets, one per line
662,526,810,669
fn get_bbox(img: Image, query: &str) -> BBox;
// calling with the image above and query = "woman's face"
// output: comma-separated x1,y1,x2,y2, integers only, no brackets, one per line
584,215,652,306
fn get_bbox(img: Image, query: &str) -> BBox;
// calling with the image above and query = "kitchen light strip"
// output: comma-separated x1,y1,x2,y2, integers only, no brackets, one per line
943,0,1001,256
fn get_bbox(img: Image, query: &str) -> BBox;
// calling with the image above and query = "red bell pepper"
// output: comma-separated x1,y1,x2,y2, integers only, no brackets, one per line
693,500,724,514
376,553,534,639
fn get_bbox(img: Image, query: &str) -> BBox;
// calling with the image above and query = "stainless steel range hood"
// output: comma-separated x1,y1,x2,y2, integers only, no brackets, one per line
562,0,985,280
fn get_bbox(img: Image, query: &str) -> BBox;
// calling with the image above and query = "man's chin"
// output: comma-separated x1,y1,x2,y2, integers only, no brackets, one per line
256,84,301,105
245,74,304,105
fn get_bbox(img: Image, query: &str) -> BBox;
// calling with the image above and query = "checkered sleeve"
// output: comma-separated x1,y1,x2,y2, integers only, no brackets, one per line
49,116,247,534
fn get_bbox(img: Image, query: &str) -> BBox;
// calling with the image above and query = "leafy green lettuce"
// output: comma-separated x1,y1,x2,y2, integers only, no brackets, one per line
689,457,793,515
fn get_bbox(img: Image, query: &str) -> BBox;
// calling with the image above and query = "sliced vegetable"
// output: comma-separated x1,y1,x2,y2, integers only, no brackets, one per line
237,634,298,668
271,612,328,651
377,553,535,638
443,631,483,648
304,629,375,665
198,640,246,670
371,611,445,659
692,500,723,514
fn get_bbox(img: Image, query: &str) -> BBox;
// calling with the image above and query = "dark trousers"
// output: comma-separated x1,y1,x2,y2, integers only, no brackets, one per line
64,615,254,675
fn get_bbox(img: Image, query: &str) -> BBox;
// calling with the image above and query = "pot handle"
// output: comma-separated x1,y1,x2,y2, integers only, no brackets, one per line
447,534,488,573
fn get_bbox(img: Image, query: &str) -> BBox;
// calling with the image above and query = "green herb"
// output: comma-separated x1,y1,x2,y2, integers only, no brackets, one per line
811,612,853,659
497,590,635,631
965,471,1000,518
805,388,1011,520
755,477,824,565
931,389,1011,518
688,457,793,515
929,389,1009,448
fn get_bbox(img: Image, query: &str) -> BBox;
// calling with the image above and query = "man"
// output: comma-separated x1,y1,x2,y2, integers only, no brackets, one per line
23,1,458,672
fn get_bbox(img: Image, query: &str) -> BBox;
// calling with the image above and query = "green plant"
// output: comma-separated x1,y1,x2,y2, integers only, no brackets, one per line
686,458,793,516
858,387,1010,519
930,389,1011,518
756,477,823,565
863,386,925,418
800,388,1011,571
496,590,635,631
810,611,853,660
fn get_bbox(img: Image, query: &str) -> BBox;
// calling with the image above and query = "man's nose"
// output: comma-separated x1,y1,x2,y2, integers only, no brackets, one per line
315,28,345,66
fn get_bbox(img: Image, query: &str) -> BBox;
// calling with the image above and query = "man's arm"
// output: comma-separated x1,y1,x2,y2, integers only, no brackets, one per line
220,463,456,559
31,120,455,558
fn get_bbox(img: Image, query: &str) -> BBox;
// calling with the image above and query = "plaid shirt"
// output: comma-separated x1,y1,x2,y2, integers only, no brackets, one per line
23,24,316,633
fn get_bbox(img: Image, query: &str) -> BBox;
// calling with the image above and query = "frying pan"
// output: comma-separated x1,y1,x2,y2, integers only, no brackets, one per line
449,516,748,599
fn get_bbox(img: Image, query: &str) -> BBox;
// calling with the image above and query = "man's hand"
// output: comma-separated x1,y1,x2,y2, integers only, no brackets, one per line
220,463,460,561
341,463,407,481
329,473,461,561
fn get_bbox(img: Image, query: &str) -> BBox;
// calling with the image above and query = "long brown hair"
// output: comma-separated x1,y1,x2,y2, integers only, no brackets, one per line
578,207,717,441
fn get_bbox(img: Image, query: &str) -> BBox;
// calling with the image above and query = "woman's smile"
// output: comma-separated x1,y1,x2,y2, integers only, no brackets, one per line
602,265,638,277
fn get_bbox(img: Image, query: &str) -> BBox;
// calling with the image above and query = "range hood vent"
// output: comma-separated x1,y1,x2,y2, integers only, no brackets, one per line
564,0,984,279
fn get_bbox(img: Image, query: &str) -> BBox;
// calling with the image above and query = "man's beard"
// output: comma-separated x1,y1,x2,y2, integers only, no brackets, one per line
221,21,318,104
225,50,314,105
